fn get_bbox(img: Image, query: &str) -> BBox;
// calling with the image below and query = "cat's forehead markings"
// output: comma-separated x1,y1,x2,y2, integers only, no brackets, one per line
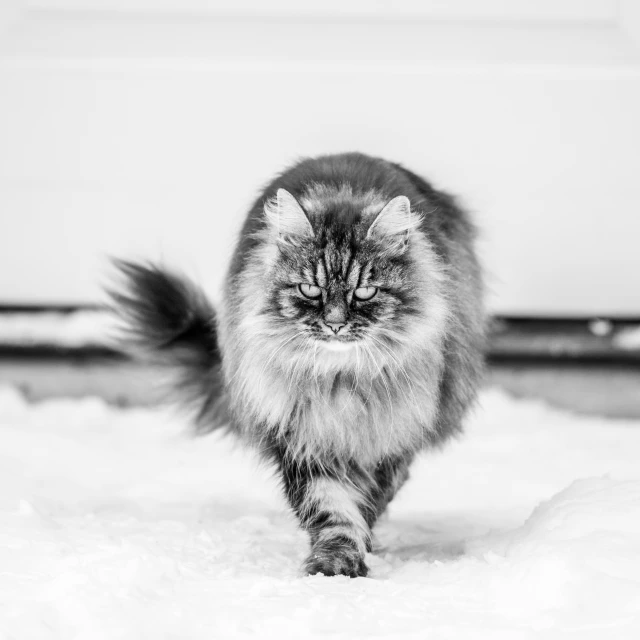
340,250,352,280
346,259,361,290
316,259,328,288
299,183,387,218
330,246,350,281
325,246,339,275
359,261,373,284
315,245,362,289
302,265,316,283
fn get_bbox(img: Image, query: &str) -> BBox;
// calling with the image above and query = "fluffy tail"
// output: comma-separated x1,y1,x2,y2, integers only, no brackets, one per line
108,260,227,431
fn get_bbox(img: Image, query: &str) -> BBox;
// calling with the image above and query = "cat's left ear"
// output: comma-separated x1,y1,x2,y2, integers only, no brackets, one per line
367,196,422,248
264,188,314,239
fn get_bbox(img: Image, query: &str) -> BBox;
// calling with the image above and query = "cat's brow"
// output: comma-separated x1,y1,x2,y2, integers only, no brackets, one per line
346,258,361,290
358,261,372,286
303,265,316,283
316,259,328,288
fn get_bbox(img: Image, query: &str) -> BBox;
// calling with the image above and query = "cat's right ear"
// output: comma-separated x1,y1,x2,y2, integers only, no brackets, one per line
264,189,314,239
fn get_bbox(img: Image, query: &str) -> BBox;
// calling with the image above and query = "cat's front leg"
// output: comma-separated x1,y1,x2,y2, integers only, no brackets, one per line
366,454,413,525
280,458,372,578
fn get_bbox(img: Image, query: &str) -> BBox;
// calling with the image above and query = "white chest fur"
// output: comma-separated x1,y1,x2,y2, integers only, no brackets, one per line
228,344,442,464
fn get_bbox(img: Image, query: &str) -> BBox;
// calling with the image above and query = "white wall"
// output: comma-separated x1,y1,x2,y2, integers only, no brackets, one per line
1,0,640,315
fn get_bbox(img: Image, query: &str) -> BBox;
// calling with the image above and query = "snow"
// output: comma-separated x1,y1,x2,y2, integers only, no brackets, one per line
1,386,639,639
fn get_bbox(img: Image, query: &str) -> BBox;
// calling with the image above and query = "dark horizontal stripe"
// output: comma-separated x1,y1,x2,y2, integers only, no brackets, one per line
489,317,640,363
1,307,640,363
307,510,340,530
0,345,125,361
319,534,361,552
0,304,104,314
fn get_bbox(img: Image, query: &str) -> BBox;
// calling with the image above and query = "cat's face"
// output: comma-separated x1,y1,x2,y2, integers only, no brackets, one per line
264,189,425,353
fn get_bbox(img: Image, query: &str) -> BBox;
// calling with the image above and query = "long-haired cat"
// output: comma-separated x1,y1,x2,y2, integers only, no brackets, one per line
111,152,485,578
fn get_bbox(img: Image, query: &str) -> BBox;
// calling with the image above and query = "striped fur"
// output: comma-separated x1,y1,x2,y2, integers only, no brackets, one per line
111,153,485,578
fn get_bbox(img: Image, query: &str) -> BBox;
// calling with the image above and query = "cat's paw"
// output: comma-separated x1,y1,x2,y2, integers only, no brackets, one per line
304,544,368,578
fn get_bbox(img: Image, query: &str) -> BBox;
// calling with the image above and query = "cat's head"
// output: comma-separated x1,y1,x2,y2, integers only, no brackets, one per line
258,186,446,361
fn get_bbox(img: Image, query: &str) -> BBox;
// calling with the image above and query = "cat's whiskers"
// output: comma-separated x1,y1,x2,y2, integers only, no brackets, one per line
361,341,396,455
285,336,309,394
293,336,315,393
366,341,398,456
356,345,377,417
314,343,337,412
369,334,420,410
312,342,331,410
347,342,362,406
256,330,305,398
297,336,315,393
328,338,362,415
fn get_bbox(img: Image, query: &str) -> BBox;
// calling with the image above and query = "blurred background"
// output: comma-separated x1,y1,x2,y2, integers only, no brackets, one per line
1,0,639,414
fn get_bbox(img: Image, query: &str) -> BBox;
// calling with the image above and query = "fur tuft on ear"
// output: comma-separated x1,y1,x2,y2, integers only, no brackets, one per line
264,188,314,238
366,195,422,241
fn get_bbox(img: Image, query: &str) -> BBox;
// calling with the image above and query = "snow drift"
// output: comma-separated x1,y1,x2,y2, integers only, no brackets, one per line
1,387,639,639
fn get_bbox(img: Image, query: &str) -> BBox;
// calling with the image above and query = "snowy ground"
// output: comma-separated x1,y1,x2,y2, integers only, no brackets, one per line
1,386,639,639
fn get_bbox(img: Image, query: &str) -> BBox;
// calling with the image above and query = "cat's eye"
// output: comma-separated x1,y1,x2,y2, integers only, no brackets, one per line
298,283,322,299
353,286,378,301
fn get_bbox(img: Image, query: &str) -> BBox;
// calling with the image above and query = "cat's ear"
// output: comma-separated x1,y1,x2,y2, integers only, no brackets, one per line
367,196,422,247
264,188,314,239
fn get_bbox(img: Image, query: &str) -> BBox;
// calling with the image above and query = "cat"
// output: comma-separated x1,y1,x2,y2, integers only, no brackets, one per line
110,152,485,578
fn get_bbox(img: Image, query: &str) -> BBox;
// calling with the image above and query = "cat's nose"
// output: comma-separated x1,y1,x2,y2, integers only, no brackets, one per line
324,321,346,335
